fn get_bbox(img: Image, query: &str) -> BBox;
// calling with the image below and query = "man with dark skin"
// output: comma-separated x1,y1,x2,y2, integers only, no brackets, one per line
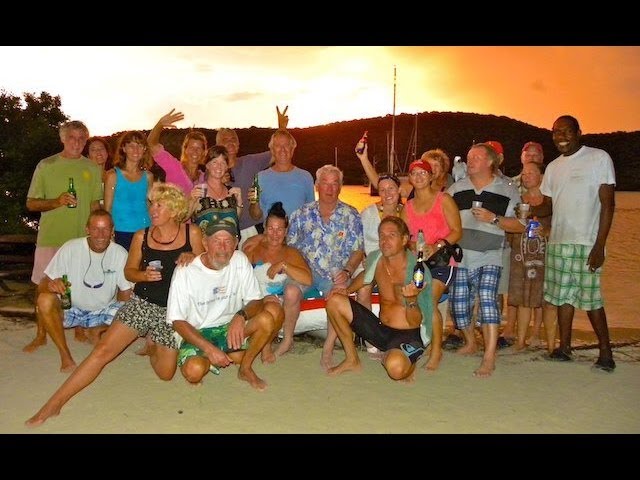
535,115,616,371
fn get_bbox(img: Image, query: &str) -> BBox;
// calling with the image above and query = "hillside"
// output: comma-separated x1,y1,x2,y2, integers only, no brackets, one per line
111,112,640,190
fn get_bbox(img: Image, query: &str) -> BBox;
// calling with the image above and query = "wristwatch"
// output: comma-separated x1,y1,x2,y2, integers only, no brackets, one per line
491,215,500,226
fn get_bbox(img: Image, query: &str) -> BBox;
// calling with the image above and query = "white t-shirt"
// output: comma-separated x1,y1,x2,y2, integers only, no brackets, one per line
44,237,132,311
166,251,262,330
540,146,616,246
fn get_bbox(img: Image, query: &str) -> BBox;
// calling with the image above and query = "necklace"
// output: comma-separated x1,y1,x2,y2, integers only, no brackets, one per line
377,203,403,219
151,225,181,245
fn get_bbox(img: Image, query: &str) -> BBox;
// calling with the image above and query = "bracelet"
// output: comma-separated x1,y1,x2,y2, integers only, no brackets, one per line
237,204,244,208
236,309,249,321
342,268,352,276
407,301,418,309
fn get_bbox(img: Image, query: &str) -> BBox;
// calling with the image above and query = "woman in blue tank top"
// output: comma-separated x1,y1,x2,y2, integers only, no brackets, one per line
104,131,153,250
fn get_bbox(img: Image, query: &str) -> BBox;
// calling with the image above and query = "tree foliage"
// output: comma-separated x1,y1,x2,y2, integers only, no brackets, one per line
0,91,67,233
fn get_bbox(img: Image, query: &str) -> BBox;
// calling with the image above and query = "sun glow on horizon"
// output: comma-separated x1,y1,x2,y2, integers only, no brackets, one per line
2,46,639,136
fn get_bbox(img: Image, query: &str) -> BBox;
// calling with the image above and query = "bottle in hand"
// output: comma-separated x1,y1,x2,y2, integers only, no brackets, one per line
67,177,77,208
413,250,425,289
416,229,426,253
250,174,261,205
60,274,72,310
355,131,368,154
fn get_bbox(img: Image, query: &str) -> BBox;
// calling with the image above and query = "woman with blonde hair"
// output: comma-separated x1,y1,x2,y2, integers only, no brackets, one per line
26,183,204,427
148,109,207,196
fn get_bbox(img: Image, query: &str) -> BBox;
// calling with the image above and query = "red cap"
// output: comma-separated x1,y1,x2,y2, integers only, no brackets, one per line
485,140,504,155
522,141,543,156
408,160,432,173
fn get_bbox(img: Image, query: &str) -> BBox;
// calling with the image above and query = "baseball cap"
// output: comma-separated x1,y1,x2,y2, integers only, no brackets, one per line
408,160,432,173
204,217,239,238
522,141,544,157
485,140,504,156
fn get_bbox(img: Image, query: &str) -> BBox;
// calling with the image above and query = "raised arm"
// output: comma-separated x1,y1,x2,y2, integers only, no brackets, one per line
356,143,380,190
148,108,185,151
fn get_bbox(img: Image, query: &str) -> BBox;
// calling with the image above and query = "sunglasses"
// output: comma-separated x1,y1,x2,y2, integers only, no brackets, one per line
83,251,106,289
378,173,400,186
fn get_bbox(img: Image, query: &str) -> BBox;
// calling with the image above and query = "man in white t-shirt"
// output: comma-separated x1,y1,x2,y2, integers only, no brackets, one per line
166,217,282,391
22,209,133,372
537,115,616,372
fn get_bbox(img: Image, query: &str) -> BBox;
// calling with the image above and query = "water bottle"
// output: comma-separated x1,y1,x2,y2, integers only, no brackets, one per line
355,131,368,154
67,177,77,208
413,250,425,288
526,216,541,239
416,229,426,253
60,274,72,310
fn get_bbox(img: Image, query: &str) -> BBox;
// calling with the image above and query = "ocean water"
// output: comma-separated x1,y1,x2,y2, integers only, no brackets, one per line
340,186,640,330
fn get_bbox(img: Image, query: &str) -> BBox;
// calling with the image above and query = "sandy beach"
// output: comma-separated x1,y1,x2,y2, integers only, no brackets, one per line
1,313,639,434
1,189,639,434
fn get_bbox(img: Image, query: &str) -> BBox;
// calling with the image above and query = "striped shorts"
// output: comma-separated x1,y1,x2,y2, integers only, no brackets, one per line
544,244,603,310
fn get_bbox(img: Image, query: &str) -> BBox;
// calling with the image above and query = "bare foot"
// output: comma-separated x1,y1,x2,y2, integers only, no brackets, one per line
456,344,477,356
327,359,362,376
320,349,334,371
473,358,496,378
424,349,442,371
238,368,268,391
513,343,527,352
25,407,60,428
261,346,276,364
399,371,416,384
135,337,154,356
528,337,541,348
86,326,108,345
23,337,46,353
274,338,293,357
368,350,385,362
60,361,77,373
74,327,89,343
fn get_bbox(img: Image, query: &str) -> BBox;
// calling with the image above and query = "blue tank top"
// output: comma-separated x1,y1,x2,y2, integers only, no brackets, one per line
112,167,151,233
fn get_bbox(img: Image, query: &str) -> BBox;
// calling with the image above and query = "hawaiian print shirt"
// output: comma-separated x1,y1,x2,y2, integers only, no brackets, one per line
287,200,364,279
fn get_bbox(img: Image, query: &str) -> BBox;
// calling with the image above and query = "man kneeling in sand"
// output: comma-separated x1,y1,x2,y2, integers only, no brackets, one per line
325,217,433,381
23,209,132,372
166,218,283,391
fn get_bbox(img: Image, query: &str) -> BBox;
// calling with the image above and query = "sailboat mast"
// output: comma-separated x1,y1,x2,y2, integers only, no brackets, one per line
389,65,397,174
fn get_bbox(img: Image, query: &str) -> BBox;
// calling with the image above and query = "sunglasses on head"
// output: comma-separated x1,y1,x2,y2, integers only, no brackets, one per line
377,173,400,186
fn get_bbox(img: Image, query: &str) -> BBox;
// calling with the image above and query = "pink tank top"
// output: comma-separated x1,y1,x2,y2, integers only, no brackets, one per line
405,192,451,244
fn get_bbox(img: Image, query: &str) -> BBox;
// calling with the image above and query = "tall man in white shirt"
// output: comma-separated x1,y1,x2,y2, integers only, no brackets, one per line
537,115,616,372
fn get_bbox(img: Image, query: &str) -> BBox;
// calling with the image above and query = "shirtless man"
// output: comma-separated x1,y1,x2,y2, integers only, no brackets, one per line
324,216,433,381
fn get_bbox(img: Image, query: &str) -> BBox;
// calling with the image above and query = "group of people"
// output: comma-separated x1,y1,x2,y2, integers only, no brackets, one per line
21,110,617,427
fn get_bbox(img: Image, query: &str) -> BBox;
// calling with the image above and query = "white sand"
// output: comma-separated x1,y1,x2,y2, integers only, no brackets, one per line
2,319,639,434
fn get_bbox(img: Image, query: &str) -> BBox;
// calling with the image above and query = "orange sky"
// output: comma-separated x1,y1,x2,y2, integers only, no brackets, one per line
2,46,639,135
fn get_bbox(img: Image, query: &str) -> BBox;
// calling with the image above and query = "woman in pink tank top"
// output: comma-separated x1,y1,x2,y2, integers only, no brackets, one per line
400,153,462,371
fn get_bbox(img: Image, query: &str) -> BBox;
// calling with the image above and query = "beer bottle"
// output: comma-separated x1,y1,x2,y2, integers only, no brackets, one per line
60,274,72,310
416,229,426,253
67,177,77,208
413,250,425,289
250,174,260,205
355,131,368,154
